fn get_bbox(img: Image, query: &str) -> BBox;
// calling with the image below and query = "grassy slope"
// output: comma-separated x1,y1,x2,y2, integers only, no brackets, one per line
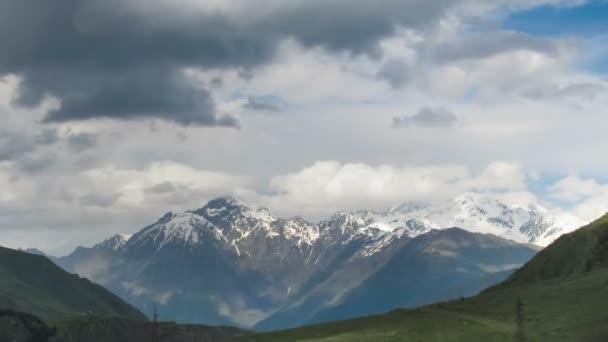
236,214,608,342
0,246,146,322
497,213,608,287
51,315,249,342
0,310,57,342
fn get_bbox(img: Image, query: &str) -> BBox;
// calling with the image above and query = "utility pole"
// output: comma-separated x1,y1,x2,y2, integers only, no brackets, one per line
152,305,160,342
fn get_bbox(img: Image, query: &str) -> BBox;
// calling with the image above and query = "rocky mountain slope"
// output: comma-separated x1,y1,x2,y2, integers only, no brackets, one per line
55,193,568,329
238,213,608,342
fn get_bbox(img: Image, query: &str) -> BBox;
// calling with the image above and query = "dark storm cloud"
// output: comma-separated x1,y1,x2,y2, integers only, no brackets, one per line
0,0,273,126
0,0,455,126
258,0,456,55
393,107,458,128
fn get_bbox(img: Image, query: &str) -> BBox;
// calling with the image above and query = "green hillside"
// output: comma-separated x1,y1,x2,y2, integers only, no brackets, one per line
495,213,608,288
0,309,57,342
51,315,248,342
235,215,608,342
0,246,146,322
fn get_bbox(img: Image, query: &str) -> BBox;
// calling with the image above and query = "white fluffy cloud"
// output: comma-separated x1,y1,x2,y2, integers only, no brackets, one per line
549,176,608,221
263,160,531,217
0,160,248,254
1,1,608,254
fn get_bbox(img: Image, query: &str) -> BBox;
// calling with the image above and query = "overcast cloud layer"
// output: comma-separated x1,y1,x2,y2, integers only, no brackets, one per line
1,0,608,254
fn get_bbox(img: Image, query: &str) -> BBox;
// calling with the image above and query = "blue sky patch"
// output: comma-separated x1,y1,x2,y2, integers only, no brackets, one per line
505,1,608,37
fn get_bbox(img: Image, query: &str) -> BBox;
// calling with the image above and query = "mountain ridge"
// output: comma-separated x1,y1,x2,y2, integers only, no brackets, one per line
54,193,546,329
234,212,608,341
63,192,579,257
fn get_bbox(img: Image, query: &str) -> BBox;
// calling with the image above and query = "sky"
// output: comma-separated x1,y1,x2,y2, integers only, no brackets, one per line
2,0,608,255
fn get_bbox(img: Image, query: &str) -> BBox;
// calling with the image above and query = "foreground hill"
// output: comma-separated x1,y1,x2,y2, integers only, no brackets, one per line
0,310,56,342
234,214,608,341
0,246,145,322
51,315,248,342
497,212,608,287
55,195,546,329
0,310,249,342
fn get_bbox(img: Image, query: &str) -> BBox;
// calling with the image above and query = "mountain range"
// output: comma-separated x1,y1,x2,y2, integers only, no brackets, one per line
54,193,575,330
242,213,608,341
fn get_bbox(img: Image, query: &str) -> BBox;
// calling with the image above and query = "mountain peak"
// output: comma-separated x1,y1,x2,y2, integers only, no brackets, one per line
205,196,247,209
96,233,130,250
199,196,277,224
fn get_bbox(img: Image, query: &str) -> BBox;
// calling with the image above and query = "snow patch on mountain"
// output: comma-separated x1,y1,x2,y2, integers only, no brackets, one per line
113,193,582,258
97,234,131,250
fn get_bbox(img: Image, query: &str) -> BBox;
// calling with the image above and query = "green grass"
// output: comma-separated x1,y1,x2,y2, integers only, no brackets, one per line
0,309,56,342
51,315,248,342
496,213,608,288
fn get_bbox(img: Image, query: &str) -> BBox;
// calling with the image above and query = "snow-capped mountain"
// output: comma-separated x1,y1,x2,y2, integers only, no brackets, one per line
97,234,131,250
341,192,582,247
55,193,575,330
101,193,575,257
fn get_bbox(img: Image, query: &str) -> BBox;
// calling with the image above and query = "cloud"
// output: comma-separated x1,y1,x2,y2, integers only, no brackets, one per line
428,31,560,64
243,96,281,113
264,160,529,217
16,154,57,174
0,128,61,163
0,0,606,256
18,67,238,127
0,0,459,127
213,296,270,327
147,181,177,194
549,176,603,202
393,107,458,128
0,132,35,161
80,193,122,208
34,128,60,145
548,175,608,222
67,132,99,153
122,281,175,305
0,159,249,254
253,0,456,54
377,59,410,88
521,81,607,101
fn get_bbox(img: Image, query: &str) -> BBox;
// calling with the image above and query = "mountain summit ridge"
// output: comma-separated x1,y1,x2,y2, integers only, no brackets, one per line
111,192,579,252
54,192,551,329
